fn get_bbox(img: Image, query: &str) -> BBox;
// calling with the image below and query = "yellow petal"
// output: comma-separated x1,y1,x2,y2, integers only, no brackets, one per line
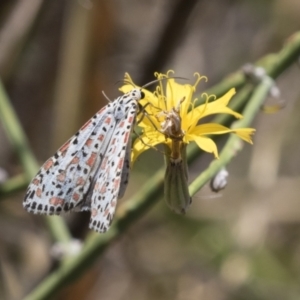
186,134,219,158
191,123,256,144
119,84,135,94
191,123,236,135
165,78,195,132
137,112,161,130
212,88,236,107
231,128,256,144
131,132,166,164
166,79,194,112
187,89,242,130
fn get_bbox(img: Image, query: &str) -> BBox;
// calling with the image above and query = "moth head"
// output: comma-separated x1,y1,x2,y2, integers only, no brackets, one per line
130,88,145,101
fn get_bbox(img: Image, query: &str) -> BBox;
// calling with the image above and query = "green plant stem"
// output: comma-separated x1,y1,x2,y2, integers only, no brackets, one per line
23,30,300,300
0,81,71,242
0,173,28,195
0,81,39,179
24,168,165,300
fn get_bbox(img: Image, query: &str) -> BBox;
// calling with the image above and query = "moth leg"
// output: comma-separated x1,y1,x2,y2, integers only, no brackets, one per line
133,128,164,155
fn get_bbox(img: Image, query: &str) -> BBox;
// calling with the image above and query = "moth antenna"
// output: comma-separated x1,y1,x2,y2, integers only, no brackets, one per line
115,77,188,89
102,91,113,103
141,77,188,89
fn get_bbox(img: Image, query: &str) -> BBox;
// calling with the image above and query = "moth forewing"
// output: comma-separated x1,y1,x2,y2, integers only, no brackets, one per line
24,105,116,215
88,101,138,232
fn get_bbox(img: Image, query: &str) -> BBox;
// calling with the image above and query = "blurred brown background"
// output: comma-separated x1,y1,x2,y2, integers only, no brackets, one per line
1,0,300,299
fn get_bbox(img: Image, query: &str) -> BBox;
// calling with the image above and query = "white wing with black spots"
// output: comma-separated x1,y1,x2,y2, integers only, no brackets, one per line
23,88,144,233
89,96,138,232
23,104,117,215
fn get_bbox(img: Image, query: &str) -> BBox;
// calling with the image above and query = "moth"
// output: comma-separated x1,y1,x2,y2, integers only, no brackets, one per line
24,87,146,233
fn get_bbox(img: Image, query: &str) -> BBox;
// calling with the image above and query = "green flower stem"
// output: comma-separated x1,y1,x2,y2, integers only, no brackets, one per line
189,76,274,196
0,81,71,243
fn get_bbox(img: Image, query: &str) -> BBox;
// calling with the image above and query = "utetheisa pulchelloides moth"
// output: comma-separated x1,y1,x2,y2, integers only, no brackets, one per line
23,84,150,233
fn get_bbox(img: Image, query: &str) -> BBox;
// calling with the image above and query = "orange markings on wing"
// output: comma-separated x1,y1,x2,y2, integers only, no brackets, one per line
49,197,65,206
100,156,108,170
72,193,80,201
76,177,85,186
117,158,124,170
111,200,116,207
104,117,112,124
85,138,93,147
91,208,98,217
71,156,80,164
32,178,40,185
111,146,116,155
119,121,125,128
104,209,110,217
98,134,105,141
124,131,130,143
128,116,134,123
59,140,71,153
80,119,92,131
43,159,54,171
113,178,120,190
100,183,106,194
36,188,42,197
86,152,97,167
57,172,66,182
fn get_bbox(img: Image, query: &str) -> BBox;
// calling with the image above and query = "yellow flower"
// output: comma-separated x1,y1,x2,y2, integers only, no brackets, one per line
120,71,256,163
